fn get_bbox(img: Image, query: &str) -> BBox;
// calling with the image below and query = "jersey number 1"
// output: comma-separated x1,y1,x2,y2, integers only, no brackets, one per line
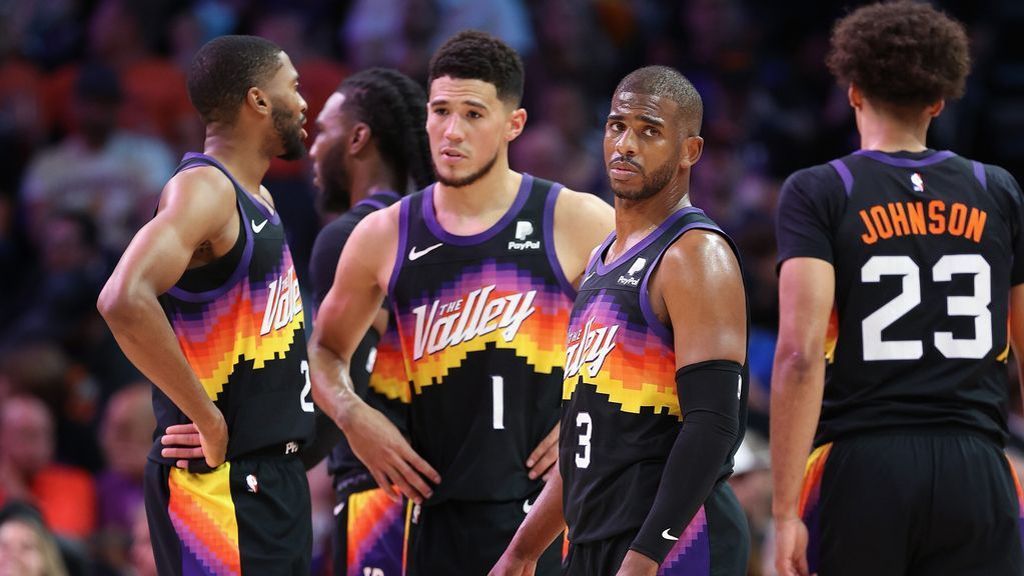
861,254,992,361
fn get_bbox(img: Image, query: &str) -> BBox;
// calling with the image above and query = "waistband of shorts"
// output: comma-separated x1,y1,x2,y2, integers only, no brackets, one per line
821,424,1005,447
238,440,304,460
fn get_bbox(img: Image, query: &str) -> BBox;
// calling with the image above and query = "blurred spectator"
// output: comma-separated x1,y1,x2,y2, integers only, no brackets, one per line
0,395,96,541
22,62,175,253
728,433,772,576
127,504,156,576
93,383,154,574
0,503,69,576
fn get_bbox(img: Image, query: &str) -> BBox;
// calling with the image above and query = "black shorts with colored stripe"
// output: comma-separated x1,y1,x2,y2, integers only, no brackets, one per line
800,433,1024,576
404,497,562,576
332,478,405,576
144,451,311,576
563,481,748,576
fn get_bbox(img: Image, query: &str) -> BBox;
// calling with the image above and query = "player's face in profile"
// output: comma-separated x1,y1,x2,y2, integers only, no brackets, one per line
427,76,512,188
265,52,308,161
309,92,352,211
604,92,683,201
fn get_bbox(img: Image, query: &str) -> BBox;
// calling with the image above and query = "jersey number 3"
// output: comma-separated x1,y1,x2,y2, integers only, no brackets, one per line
861,254,991,361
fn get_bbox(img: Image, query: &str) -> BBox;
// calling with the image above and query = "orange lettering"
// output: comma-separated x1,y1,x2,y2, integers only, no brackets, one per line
870,206,893,239
965,208,987,243
928,200,946,234
859,210,878,244
948,203,967,236
888,202,910,236
907,202,926,234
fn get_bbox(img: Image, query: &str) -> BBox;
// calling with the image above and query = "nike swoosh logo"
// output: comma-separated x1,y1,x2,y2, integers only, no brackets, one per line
661,528,679,541
251,219,268,233
523,499,533,514
333,502,346,517
408,242,443,261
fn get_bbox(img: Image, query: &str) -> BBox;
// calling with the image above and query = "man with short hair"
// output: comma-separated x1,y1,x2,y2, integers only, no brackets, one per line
771,3,1024,575
491,64,750,576
98,35,314,574
309,31,614,575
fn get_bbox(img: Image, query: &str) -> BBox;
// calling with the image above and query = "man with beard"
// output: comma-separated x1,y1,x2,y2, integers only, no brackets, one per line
305,68,433,576
98,35,314,575
491,65,750,576
309,31,613,575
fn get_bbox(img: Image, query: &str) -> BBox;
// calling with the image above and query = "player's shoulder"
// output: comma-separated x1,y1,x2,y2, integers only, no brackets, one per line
160,164,236,213
782,161,847,196
664,226,739,275
349,198,402,244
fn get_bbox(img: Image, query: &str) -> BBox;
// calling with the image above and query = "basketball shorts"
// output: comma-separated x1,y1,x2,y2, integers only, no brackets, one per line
563,481,748,576
144,448,311,576
800,433,1024,576
404,496,562,576
332,482,405,576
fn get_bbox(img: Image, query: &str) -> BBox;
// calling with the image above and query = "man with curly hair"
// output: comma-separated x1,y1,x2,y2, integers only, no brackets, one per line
771,2,1024,575
309,31,613,575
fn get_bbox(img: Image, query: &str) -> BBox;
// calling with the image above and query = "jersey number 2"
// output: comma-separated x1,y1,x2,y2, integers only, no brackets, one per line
861,254,992,361
299,361,315,412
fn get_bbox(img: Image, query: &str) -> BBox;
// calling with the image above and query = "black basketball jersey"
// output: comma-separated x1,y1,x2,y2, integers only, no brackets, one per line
151,153,314,464
388,174,576,503
560,207,750,543
777,149,1024,446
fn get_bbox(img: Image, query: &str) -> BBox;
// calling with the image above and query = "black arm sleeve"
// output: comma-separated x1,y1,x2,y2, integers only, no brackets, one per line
629,360,742,564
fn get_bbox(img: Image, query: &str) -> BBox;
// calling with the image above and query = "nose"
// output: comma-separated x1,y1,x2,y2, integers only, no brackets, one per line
443,114,464,142
614,127,638,158
298,95,308,119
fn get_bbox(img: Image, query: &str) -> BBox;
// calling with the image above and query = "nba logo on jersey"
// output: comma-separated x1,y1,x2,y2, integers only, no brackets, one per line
509,220,540,250
911,172,925,192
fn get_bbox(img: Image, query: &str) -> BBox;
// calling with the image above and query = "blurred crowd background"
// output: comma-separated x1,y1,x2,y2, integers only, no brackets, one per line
0,0,1022,575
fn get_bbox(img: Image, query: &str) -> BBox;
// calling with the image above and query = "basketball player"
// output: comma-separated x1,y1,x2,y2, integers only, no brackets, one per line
306,68,432,576
772,3,1024,575
309,31,614,575
98,35,314,574
492,65,750,576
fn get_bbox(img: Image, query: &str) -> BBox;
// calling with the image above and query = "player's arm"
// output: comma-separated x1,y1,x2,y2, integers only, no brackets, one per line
490,466,566,576
97,169,236,469
770,257,834,576
622,230,747,575
308,207,440,503
553,188,615,287
1010,285,1024,413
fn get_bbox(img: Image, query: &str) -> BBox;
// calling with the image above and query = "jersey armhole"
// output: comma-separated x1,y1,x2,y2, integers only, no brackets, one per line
543,183,578,299
165,198,254,303
638,223,730,344
387,196,411,299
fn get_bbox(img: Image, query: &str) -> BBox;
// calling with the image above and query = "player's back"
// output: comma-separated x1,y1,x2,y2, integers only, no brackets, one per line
780,149,1024,446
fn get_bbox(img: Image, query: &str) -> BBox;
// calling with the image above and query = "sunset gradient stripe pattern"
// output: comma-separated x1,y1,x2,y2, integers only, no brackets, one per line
170,252,303,399
799,443,832,574
168,466,241,576
563,293,678,417
370,328,411,403
396,261,571,392
346,489,404,576
658,506,710,576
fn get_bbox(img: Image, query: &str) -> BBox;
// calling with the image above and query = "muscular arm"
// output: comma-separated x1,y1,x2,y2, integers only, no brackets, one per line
554,189,614,286
309,207,439,502
97,169,237,468
624,230,747,572
770,257,834,576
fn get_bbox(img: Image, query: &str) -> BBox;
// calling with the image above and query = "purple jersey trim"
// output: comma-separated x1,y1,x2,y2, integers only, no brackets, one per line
543,182,577,299
828,159,854,196
166,198,255,303
422,173,533,246
355,190,402,211
181,152,281,225
639,221,722,344
972,160,988,190
594,206,703,276
388,196,411,298
853,149,955,168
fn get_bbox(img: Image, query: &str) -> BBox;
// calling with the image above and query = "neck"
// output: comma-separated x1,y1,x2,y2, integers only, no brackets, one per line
349,156,399,205
434,157,520,218
201,127,271,193
612,177,692,245
856,103,930,153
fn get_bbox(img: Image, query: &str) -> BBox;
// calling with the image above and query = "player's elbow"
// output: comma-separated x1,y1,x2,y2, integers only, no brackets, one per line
772,344,822,384
97,278,143,330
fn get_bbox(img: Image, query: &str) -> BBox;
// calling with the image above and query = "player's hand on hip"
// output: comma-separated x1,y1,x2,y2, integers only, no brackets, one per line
527,423,559,481
488,550,537,576
774,516,812,576
161,423,206,469
341,401,440,503
615,550,658,576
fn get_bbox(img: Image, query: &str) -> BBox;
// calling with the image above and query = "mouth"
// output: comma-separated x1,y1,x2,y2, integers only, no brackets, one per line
301,128,308,140
439,147,466,163
608,160,640,179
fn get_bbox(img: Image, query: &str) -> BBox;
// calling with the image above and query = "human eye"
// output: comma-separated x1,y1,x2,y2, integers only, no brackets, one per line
642,126,660,137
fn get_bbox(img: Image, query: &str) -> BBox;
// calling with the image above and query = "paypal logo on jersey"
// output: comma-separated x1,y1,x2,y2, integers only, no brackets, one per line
508,220,540,251
617,257,647,286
